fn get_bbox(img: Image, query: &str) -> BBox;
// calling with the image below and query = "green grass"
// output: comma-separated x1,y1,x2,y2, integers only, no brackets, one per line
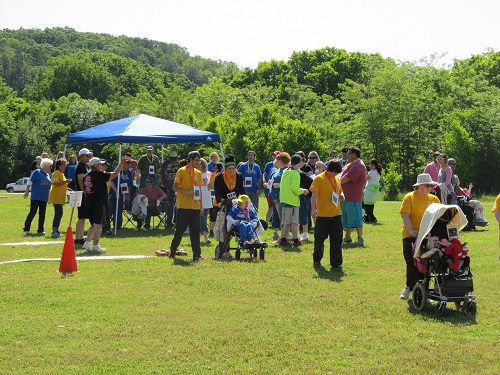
0,192,499,374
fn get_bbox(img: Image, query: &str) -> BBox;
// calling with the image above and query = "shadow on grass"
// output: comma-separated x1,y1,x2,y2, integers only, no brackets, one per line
313,265,345,283
406,300,477,325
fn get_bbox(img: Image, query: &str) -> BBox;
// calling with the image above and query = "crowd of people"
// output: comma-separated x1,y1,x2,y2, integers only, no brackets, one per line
22,147,499,273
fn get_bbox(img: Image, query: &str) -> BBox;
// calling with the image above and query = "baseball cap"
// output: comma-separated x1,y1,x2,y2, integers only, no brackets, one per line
78,148,91,156
89,157,106,167
237,194,250,203
146,146,153,151
272,150,281,156
170,151,178,158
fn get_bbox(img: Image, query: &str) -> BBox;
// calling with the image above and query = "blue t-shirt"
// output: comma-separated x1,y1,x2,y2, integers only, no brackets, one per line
263,161,276,194
237,162,262,194
110,169,133,198
30,169,52,202
269,167,286,201
207,161,215,172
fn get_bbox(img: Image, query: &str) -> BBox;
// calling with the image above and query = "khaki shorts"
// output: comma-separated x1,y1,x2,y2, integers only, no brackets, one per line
281,206,299,226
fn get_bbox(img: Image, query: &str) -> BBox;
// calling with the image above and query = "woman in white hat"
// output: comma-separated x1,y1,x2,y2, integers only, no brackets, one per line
398,173,440,300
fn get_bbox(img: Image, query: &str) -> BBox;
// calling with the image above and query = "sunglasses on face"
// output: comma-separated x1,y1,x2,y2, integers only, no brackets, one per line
308,156,317,159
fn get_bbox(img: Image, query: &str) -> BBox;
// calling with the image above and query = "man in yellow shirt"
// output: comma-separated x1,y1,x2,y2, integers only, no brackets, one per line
310,160,344,269
493,193,500,231
168,151,205,261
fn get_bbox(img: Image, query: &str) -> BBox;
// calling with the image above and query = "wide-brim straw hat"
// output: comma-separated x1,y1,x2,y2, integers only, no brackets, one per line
412,173,438,187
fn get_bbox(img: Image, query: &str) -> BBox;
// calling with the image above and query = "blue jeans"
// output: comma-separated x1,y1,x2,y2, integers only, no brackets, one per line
247,192,259,212
199,209,209,233
52,204,63,230
299,194,311,226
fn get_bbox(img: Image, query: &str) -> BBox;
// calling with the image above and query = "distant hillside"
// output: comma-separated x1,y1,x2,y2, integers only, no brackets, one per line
0,27,240,94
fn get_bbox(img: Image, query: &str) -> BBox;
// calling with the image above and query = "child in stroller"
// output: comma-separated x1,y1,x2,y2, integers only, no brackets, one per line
214,195,268,260
412,203,476,316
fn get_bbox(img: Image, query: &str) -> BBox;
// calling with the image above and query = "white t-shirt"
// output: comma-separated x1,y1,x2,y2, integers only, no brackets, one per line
201,171,213,209
366,169,381,185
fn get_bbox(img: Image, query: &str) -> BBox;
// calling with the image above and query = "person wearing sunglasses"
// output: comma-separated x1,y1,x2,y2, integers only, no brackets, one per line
399,173,440,300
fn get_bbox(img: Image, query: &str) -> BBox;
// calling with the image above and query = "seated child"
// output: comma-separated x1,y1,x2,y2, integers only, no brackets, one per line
226,194,260,246
455,177,488,223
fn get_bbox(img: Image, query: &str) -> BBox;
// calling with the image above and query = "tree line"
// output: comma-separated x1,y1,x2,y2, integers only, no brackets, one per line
0,28,499,193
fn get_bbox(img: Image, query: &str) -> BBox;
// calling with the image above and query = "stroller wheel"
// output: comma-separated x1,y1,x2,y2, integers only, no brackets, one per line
436,301,447,317
259,248,265,260
412,283,428,312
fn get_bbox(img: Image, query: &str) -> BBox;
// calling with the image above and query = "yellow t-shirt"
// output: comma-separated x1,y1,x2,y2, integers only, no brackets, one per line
492,193,500,212
174,166,203,210
48,170,67,205
400,191,440,238
309,172,342,217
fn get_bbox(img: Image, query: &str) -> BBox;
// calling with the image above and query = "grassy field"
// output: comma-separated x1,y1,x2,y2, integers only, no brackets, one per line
0,192,499,374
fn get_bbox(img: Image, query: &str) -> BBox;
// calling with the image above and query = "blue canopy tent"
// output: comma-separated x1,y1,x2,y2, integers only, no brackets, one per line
65,114,224,234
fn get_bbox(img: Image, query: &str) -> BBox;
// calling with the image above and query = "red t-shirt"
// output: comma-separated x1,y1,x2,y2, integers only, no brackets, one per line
342,160,367,203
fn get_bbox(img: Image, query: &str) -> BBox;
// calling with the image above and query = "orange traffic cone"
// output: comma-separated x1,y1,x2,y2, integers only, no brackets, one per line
59,226,78,274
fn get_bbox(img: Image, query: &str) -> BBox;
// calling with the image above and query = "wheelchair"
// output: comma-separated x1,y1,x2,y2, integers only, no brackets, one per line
214,206,268,261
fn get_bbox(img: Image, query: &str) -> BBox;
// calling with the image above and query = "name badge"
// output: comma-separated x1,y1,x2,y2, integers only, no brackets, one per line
193,186,201,200
447,223,459,240
149,165,155,175
244,177,252,187
227,192,237,200
331,191,339,206
120,183,129,194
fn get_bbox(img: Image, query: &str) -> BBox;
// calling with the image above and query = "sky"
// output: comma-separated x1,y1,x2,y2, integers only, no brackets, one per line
2,0,499,69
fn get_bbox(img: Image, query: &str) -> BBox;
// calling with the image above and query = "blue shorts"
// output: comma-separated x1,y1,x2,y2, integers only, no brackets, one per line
342,201,363,229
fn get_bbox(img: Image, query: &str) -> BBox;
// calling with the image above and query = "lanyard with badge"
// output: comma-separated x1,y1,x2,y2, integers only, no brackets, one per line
244,163,254,188
325,173,339,206
187,166,201,200
120,171,129,194
147,155,155,175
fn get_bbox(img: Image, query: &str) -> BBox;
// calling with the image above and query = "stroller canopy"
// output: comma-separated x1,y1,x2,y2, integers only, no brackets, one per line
414,203,468,258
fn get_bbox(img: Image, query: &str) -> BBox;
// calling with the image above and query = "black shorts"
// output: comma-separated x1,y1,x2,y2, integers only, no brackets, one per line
77,194,88,219
87,204,105,225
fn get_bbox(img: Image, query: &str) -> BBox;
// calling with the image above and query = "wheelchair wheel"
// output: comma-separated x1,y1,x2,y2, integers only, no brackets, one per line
214,244,223,260
259,248,265,260
436,301,447,317
412,283,428,312
466,300,477,314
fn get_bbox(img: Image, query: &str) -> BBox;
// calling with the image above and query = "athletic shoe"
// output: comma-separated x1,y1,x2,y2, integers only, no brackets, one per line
91,245,106,252
74,238,85,245
193,256,207,261
103,230,112,235
272,232,279,240
51,231,60,238
331,265,343,270
400,286,410,300
37,231,46,236
293,240,305,247
82,242,92,250
343,236,352,243
301,233,309,241
313,262,321,267
274,239,291,247
24,231,29,235
355,238,364,246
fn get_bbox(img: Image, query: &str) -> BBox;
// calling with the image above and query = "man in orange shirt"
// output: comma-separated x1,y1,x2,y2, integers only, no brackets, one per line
168,151,205,261
310,160,344,269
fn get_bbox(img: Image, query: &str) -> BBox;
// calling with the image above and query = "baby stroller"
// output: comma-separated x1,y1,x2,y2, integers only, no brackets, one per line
214,204,268,261
412,203,476,316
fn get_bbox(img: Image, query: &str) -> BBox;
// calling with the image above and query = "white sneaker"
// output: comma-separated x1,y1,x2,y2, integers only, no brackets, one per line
91,245,106,252
288,233,293,240
400,286,410,300
82,242,92,250
301,233,309,241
